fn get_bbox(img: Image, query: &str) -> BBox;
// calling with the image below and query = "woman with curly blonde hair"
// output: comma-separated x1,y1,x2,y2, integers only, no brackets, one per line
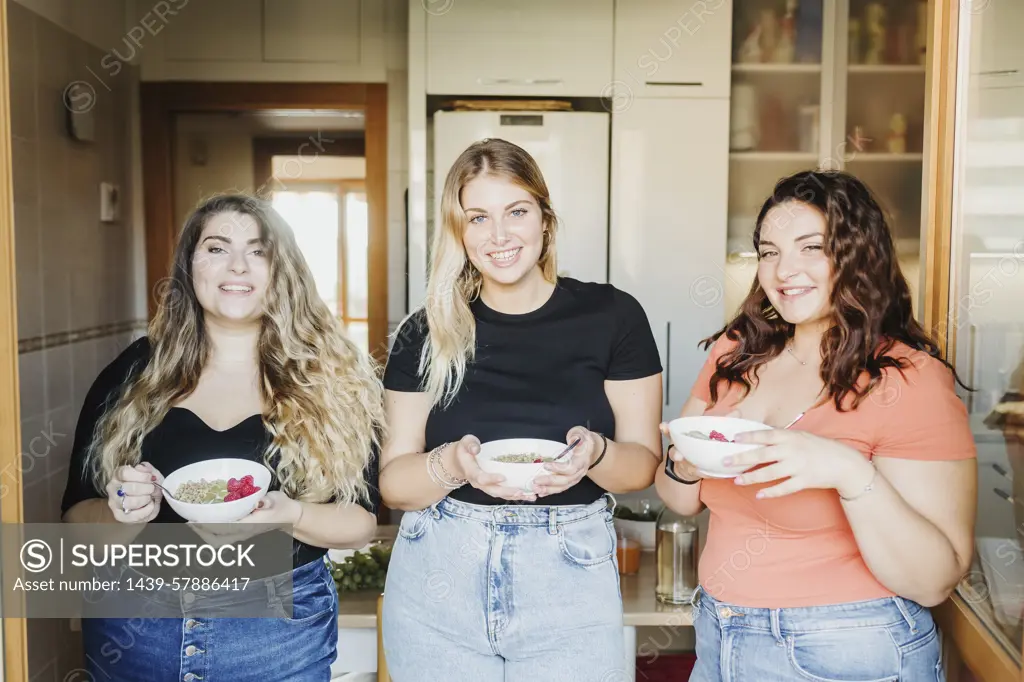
61,193,385,681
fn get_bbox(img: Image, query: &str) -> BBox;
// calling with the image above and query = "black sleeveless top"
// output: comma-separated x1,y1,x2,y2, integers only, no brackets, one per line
60,337,380,569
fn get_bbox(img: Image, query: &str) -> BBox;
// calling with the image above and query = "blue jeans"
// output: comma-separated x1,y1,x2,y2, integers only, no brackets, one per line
381,494,626,682
690,586,946,682
80,557,339,681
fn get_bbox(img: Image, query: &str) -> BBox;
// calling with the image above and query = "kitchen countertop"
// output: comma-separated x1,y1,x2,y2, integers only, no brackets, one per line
337,526,694,629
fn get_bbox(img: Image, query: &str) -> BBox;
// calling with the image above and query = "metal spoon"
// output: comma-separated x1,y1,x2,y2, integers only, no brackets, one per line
151,480,178,501
551,437,583,464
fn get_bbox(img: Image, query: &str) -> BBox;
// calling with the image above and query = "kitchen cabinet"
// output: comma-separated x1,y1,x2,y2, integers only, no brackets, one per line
135,0,385,82
968,0,1024,88
724,0,929,319
613,0,734,99
424,0,614,96
609,98,730,422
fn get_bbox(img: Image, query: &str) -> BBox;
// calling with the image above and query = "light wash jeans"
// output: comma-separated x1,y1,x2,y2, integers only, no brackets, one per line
690,586,946,682
381,494,627,682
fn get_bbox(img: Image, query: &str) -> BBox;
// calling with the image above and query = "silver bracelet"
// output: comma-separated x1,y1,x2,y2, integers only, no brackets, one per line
426,443,465,489
839,465,878,502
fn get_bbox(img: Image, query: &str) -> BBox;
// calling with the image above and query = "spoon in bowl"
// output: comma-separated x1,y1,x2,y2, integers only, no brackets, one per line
551,437,583,464
151,480,178,501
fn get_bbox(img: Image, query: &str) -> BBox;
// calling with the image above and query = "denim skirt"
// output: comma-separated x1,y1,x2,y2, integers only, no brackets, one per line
690,586,946,682
80,557,339,682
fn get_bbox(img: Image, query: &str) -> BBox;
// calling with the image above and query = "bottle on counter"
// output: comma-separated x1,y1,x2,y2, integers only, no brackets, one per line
654,506,700,604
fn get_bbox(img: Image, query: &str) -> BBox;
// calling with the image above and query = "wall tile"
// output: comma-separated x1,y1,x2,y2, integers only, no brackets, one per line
27,618,58,681
44,344,73,413
12,137,39,204
18,351,45,420
20,415,48,491
10,57,38,141
15,200,44,340
70,339,97,412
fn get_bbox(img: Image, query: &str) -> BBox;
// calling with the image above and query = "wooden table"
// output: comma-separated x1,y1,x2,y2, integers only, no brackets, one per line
334,535,693,680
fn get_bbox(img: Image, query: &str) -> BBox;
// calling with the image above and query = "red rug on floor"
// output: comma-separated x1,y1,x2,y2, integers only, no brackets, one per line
634,653,697,681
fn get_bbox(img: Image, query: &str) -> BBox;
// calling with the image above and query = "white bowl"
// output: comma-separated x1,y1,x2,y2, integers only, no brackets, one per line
476,438,569,492
162,458,272,523
667,416,774,478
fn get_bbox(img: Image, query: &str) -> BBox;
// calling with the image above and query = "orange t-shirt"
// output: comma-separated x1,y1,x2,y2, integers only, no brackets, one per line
691,335,977,608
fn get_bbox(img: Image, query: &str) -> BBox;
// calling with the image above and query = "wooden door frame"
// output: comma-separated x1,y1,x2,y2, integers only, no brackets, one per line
0,4,29,682
921,0,1024,679
139,82,389,363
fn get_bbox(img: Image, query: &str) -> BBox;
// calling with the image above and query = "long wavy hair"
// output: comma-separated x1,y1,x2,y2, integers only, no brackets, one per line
86,194,386,506
702,170,965,412
407,138,560,409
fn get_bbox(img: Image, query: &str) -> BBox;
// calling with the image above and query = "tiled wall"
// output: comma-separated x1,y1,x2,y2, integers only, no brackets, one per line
8,2,144,680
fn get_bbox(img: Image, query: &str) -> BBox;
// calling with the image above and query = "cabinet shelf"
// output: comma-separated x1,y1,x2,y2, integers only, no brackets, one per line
847,153,924,162
732,63,822,74
729,152,819,162
848,64,927,74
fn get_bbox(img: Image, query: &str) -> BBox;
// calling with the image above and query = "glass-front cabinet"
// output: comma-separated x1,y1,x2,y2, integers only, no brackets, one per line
949,0,1024,669
725,0,930,319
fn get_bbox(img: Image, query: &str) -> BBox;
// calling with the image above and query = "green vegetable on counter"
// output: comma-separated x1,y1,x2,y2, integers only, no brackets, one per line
329,543,392,594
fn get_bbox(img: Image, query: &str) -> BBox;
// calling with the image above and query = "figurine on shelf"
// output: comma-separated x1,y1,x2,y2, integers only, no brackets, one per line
758,8,779,63
848,125,872,157
737,23,762,63
775,0,797,64
849,18,862,65
887,114,907,154
864,2,887,65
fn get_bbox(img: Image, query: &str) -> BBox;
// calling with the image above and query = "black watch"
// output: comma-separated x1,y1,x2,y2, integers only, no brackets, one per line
664,445,700,485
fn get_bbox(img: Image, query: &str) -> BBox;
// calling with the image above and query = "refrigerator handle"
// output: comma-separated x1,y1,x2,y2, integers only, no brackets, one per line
665,322,671,406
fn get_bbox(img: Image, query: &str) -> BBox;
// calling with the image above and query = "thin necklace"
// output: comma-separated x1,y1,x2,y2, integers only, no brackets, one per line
786,345,807,366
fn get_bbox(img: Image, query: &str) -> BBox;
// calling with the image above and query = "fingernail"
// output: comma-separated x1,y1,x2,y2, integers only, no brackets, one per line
755,491,764,499
733,476,743,485
151,475,157,481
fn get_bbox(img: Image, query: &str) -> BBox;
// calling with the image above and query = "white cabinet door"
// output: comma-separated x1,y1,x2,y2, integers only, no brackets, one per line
263,0,362,64
613,0,733,99
609,98,731,422
971,0,1024,88
425,0,614,96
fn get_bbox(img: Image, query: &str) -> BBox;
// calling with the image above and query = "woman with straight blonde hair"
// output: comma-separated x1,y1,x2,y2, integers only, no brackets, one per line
61,194,385,681
379,138,664,681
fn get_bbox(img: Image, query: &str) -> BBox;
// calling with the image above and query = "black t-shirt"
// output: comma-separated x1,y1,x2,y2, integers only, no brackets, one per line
383,277,662,506
60,337,380,569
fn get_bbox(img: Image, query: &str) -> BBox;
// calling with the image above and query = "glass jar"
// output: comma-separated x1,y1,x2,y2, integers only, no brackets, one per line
655,506,700,604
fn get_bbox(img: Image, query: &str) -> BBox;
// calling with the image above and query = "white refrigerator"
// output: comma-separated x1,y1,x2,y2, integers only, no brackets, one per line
431,110,610,285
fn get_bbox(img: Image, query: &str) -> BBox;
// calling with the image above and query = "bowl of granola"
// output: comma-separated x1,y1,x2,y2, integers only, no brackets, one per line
666,416,773,478
476,438,568,492
162,458,272,523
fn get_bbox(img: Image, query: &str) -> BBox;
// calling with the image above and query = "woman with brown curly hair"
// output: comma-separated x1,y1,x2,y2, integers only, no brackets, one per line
656,170,977,681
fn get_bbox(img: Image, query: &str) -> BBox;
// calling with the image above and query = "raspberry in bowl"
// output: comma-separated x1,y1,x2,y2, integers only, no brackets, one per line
162,458,272,523
476,438,569,493
666,416,773,478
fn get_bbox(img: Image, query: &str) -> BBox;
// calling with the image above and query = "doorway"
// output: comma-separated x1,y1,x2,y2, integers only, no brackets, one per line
140,82,389,363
